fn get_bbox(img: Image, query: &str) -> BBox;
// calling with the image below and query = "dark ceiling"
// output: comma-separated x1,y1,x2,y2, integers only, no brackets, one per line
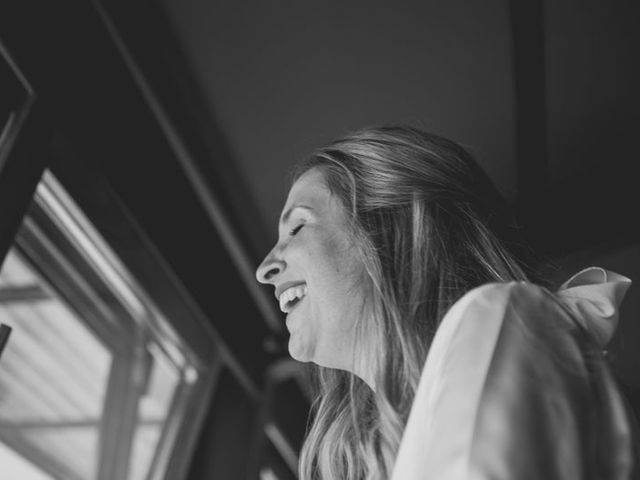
153,0,640,254
158,0,520,243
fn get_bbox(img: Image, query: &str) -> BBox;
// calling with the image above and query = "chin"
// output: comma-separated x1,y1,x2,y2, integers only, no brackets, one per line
288,336,313,363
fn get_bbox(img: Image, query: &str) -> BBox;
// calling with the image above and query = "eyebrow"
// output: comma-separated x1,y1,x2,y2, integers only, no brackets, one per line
280,205,314,225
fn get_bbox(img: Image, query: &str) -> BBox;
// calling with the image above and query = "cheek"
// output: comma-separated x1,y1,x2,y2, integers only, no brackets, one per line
300,232,365,320
316,236,358,280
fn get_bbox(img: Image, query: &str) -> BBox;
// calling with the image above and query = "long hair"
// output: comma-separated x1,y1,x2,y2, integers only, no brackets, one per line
294,125,542,480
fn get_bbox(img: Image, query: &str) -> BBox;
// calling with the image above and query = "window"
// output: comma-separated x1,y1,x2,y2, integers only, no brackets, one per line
0,170,213,480
0,40,34,172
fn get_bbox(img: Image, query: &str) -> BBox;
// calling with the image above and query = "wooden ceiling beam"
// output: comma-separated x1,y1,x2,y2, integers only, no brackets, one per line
509,0,548,220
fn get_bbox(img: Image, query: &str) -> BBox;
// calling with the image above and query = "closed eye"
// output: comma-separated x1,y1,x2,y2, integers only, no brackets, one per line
289,224,304,236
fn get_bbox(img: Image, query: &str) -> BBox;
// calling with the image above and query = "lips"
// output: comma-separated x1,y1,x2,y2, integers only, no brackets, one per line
278,284,308,313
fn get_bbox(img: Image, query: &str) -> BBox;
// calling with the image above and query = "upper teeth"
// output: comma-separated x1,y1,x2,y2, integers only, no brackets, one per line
279,285,308,313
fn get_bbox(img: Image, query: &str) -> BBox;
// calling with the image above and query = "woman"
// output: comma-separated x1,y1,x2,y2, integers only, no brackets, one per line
256,125,637,479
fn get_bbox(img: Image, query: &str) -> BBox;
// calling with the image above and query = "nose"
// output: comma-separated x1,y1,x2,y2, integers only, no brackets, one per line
256,249,285,284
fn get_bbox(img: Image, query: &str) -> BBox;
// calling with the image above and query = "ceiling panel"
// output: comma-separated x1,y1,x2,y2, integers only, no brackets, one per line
157,0,517,245
545,0,640,183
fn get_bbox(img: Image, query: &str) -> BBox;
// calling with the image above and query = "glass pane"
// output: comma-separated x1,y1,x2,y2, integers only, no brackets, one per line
128,344,181,480
0,249,111,480
128,424,162,480
0,442,53,480
0,170,210,480
23,428,100,479
0,250,38,287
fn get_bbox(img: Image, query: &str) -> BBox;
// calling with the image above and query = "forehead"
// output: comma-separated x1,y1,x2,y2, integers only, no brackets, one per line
280,169,342,223
285,169,328,206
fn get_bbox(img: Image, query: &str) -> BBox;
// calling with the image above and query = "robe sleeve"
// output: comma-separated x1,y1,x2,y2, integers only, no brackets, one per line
391,280,637,480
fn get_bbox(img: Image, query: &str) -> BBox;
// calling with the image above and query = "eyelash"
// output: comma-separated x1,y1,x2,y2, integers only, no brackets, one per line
289,224,304,236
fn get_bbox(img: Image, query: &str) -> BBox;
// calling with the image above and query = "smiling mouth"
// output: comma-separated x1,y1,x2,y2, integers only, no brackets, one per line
279,284,308,313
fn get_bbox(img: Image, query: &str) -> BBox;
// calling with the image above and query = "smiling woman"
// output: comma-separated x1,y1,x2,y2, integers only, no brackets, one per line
257,169,369,381
256,125,638,480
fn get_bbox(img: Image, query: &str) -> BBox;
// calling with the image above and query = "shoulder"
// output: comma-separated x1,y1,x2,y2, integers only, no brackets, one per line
444,280,553,325
392,282,563,478
393,282,585,479
431,281,564,366
392,273,637,479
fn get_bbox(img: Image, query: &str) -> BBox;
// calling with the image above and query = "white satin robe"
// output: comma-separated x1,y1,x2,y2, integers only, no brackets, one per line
391,267,638,479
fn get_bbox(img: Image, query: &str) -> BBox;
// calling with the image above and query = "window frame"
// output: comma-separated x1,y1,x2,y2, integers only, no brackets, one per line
0,167,223,480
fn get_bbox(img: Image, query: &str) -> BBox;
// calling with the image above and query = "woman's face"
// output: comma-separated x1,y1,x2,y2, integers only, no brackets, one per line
256,169,368,377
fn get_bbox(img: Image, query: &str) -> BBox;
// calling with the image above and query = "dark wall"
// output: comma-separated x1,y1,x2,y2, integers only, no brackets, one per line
187,368,258,480
1,1,302,478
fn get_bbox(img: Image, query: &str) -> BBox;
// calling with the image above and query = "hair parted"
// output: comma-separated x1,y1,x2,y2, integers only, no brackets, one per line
293,125,543,480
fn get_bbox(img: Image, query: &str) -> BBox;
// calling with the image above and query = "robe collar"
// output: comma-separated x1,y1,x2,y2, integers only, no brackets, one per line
556,267,632,348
